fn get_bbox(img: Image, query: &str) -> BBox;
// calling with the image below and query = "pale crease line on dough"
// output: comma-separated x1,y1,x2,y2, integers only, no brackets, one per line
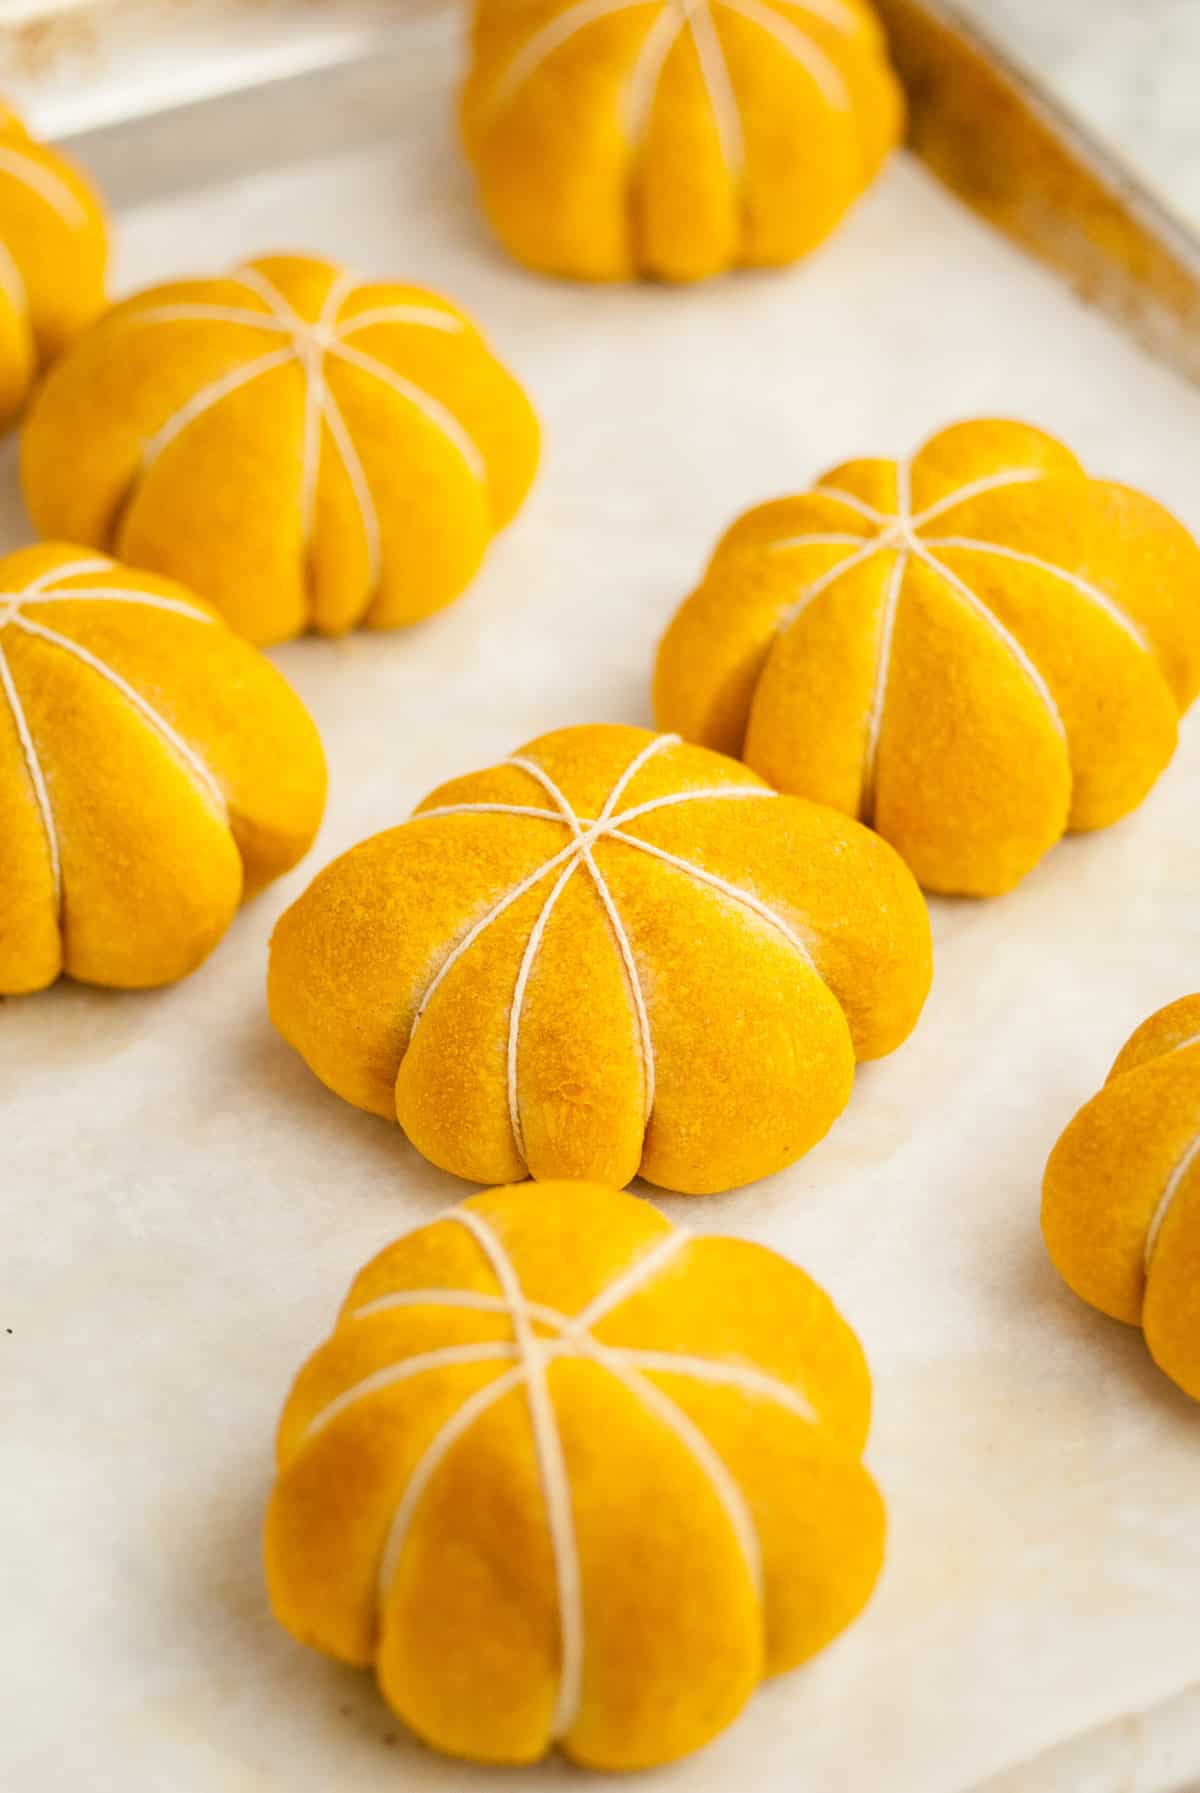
606,825,819,972
767,461,1087,789
23,586,216,624
811,465,1049,535
576,1332,764,1588
313,1329,767,1655
409,833,585,1035
26,555,112,592
130,351,375,605
909,541,1066,741
305,1214,850,1668
0,144,87,227
344,1232,681,1376
363,1216,760,1695
895,453,912,521
0,635,61,904
296,285,337,549
624,4,685,146
859,545,908,827
114,265,386,612
11,613,228,815
537,821,654,1125
330,339,487,484
0,237,25,311
408,742,781,1046
765,532,867,551
686,0,746,174
302,1340,520,1443
506,855,582,1164
351,1286,570,1332
810,484,889,526
415,785,775,834
336,1273,822,1425
359,1331,765,1632
501,843,642,1156
563,1227,687,1335
613,1347,818,1420
319,385,384,598
776,534,884,628
1164,1032,1200,1060
409,779,820,1053
749,0,859,33
245,261,384,610
374,1364,527,1603
504,737,682,850
909,466,1046,531
717,0,850,110
127,302,291,334
548,732,682,861
483,0,662,118
1145,1131,1200,1272
139,344,296,474
335,305,465,338
452,1206,585,1741
297,268,358,550
604,782,776,829
507,741,667,1124
920,536,1152,654
234,263,304,326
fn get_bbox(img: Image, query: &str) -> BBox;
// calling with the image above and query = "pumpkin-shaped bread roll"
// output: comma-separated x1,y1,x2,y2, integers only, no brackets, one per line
20,252,539,646
269,723,931,1195
1043,996,1200,1402
655,419,1200,896
461,0,903,282
266,1180,885,1769
0,543,326,994
0,102,107,428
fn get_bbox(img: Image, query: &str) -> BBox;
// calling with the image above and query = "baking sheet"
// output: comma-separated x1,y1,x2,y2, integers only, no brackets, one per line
3,13,1200,1791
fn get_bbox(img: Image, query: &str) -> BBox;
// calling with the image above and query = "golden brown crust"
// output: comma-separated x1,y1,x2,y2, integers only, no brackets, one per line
1042,997,1200,1399
0,541,326,993
268,723,931,1194
265,1182,884,1767
656,418,1200,896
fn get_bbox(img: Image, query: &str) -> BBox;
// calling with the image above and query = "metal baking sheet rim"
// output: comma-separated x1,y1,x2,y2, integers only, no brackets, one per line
4,10,1200,1793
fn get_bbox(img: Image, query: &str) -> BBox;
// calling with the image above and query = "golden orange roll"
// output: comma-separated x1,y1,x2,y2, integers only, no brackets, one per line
266,1180,885,1768
0,101,108,428
461,0,904,281
21,252,539,645
0,542,326,994
655,418,1200,895
268,722,931,1194
1043,995,1200,1402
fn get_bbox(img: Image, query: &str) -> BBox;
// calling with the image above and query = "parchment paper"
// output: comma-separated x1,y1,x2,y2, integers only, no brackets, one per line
3,16,1200,1791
